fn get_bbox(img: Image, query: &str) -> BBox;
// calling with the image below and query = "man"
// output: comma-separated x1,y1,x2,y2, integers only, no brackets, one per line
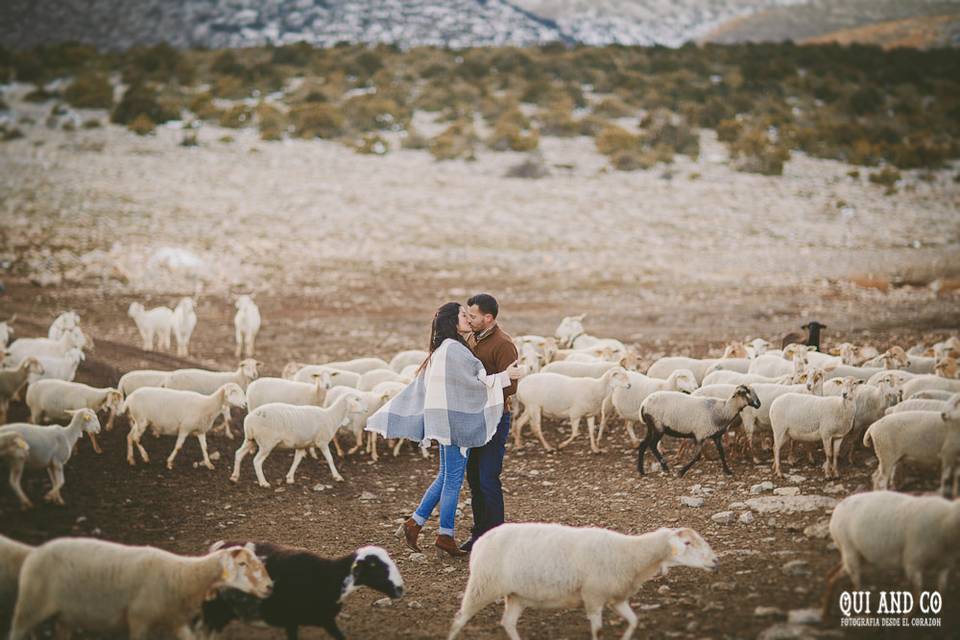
462,293,519,552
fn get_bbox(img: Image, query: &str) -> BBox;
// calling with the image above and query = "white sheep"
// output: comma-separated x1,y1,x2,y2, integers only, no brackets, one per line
0,408,101,508
553,314,626,353
30,347,84,383
541,358,627,378
638,385,760,476
128,302,174,352
322,357,391,374
937,356,959,379
162,358,261,438
833,342,879,366
234,295,261,358
769,377,859,478
447,524,717,640
389,349,428,372
822,363,884,382
646,356,718,385
599,369,698,446
123,383,246,470
517,342,544,373
747,346,809,378
4,327,87,366
701,370,793,387
862,409,950,490
357,367,412,391
909,389,957,401
0,533,32,634
47,311,80,340
369,381,408,461
937,395,960,497
823,491,960,621
171,297,198,357
246,372,333,411
25,380,123,454
821,378,899,465
324,386,394,457
704,358,752,375
0,357,44,423
0,317,14,346
117,369,171,396
231,394,365,487
745,337,771,358
8,538,271,640
886,399,949,414
513,368,631,453
866,369,916,390
900,374,960,400
292,365,360,388
513,336,558,365
693,369,825,463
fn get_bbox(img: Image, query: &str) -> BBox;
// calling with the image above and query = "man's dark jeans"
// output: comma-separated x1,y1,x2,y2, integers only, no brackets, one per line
466,412,511,543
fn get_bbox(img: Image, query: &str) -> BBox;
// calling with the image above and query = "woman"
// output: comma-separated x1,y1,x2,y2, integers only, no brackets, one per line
366,302,520,558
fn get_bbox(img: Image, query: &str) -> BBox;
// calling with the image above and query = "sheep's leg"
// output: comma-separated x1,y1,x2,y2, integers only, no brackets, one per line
677,439,706,478
245,333,256,358
586,416,602,454
218,407,235,440
253,444,275,488
714,433,734,476
448,587,500,640
286,449,307,484
28,407,41,424
318,621,342,640
88,430,103,454
584,602,604,640
128,420,151,465
235,328,243,359
105,408,116,432
612,600,638,640
512,408,529,449
332,431,344,457
392,438,404,457
308,446,318,459
347,430,364,455
43,463,66,506
598,395,613,443
559,415,582,449
142,328,152,351
367,432,380,462
230,440,256,482
318,441,344,482
166,431,190,470
820,435,834,478
197,433,215,470
529,407,553,452
772,431,787,478
9,461,32,509
644,430,670,474
500,597,524,640
820,562,847,620
623,419,639,448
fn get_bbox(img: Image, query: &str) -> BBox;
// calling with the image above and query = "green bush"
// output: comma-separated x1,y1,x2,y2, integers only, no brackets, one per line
82,118,101,129
593,96,634,119
24,85,58,102
429,120,476,160
596,125,638,156
343,94,410,131
729,127,790,175
400,127,429,150
487,116,539,152
715,119,742,143
290,103,345,139
256,103,286,141
112,82,177,125
639,110,699,159
354,133,389,155
128,114,155,135
538,96,578,137
188,92,223,121
868,166,901,188
219,104,253,128
64,73,113,109
2,126,24,141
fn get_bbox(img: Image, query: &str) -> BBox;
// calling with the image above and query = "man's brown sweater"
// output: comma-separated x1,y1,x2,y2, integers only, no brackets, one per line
471,324,519,402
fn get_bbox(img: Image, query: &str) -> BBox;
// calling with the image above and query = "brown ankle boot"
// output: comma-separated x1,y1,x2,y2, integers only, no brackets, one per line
435,534,468,558
395,518,422,552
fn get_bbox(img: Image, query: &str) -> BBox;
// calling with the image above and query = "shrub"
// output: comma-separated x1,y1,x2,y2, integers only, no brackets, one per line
640,109,699,159
2,127,24,141
593,96,634,118
24,85,58,102
112,82,177,125
82,118,101,129
504,153,549,179
728,127,790,175
343,94,410,131
596,125,638,156
610,149,658,171
868,166,901,188
400,127,429,150
289,102,345,139
127,114,155,135
180,131,199,147
188,92,223,121
429,120,476,160
538,96,578,137
354,133,389,155
256,103,286,141
577,114,610,136
219,104,253,128
715,119,742,143
64,73,113,109
487,117,539,152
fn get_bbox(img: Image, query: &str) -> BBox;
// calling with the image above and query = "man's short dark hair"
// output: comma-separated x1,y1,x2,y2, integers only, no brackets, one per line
467,293,498,318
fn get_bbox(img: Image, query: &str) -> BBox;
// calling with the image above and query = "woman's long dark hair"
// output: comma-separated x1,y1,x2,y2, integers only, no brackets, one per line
416,302,468,375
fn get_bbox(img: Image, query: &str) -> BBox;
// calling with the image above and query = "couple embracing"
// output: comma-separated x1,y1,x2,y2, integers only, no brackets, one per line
366,294,521,558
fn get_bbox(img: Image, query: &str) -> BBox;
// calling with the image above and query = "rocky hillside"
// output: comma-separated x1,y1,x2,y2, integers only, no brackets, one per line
1,0,957,51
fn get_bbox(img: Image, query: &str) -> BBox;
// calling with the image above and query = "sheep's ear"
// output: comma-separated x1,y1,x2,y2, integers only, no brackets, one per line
8,314,15,324
575,313,586,321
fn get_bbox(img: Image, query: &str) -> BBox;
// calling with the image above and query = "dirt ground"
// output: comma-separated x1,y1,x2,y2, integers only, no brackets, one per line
1,279,958,640
2,86,960,638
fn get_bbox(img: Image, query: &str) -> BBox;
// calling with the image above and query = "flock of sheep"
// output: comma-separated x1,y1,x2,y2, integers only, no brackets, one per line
1,301,959,638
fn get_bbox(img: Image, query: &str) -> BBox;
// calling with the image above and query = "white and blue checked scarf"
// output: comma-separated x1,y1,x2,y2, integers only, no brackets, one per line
366,339,508,450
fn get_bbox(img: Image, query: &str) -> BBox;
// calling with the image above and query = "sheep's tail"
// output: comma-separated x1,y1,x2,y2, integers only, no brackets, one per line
862,425,874,448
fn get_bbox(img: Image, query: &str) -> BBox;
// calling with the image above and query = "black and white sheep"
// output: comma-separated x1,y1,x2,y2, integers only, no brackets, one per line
198,541,403,640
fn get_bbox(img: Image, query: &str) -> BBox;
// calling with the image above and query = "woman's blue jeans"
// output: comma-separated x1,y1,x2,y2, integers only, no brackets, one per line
412,444,467,536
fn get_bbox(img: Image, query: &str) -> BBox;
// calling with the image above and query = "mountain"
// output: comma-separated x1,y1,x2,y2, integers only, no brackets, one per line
0,0,957,51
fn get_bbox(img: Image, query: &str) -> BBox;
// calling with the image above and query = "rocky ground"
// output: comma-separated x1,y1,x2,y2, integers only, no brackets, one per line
1,86,959,638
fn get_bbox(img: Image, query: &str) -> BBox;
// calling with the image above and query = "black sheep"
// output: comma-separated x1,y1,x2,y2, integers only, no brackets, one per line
781,320,827,351
198,541,404,640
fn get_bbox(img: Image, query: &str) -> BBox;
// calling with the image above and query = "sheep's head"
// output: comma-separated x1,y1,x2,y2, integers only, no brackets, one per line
881,346,910,369
607,368,630,391
128,302,143,317
554,315,585,347
747,338,770,356
222,383,247,409
941,394,960,422
670,369,698,394
350,546,404,600
722,341,748,359
664,528,717,571
346,395,368,415
0,321,13,345
239,359,261,380
104,389,124,413
839,377,861,400
802,368,825,394
311,370,334,390
66,348,85,364
935,357,958,379
218,544,273,599
619,349,639,370
235,295,254,310
542,337,558,362
281,362,304,379
178,297,195,312
734,385,761,409
21,357,45,375
65,327,88,351
67,408,101,435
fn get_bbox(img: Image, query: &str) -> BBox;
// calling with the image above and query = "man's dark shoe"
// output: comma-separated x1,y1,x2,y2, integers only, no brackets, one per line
459,537,476,553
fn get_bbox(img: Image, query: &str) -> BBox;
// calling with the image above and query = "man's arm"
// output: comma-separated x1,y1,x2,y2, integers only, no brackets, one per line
494,340,519,398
